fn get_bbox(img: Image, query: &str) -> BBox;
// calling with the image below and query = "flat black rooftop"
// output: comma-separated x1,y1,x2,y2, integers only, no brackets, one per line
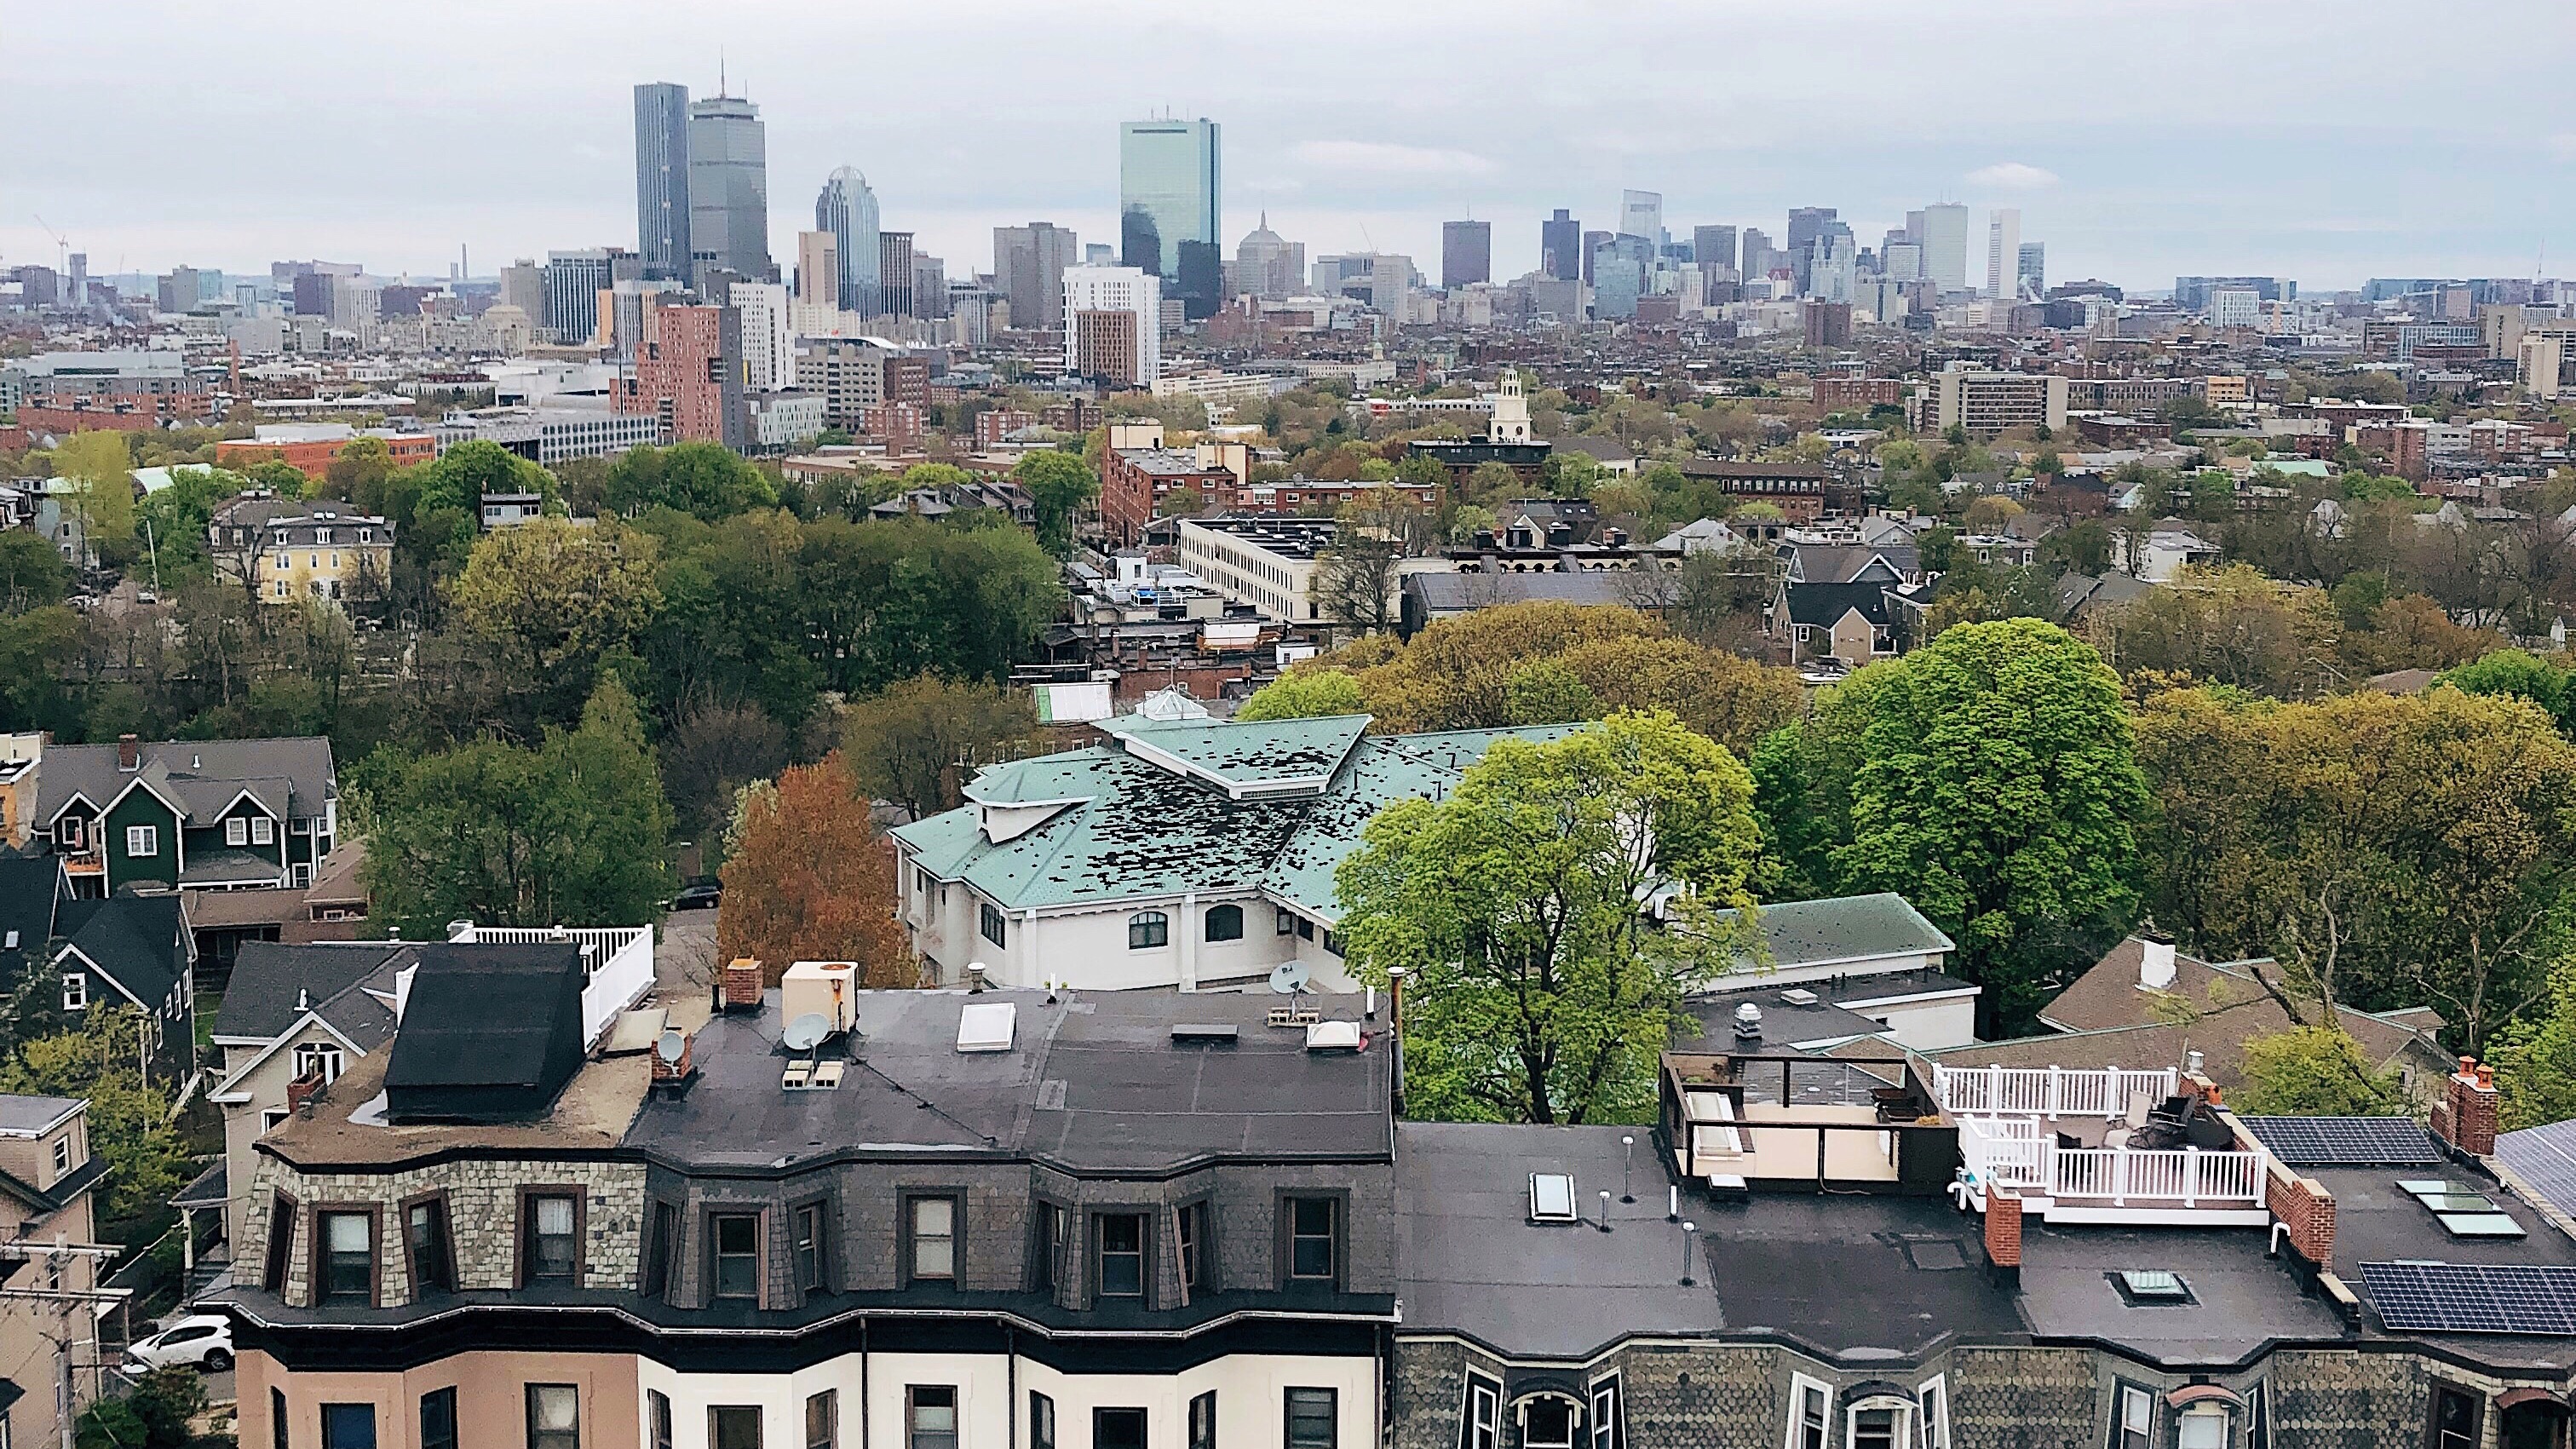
622,988,1394,1173
2312,1162,2576,1371
2016,1222,2343,1366
1395,1122,2017,1363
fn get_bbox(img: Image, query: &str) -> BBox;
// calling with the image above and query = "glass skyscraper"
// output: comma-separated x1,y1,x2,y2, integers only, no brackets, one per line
815,167,881,315
1118,118,1220,314
633,83,691,281
687,93,772,286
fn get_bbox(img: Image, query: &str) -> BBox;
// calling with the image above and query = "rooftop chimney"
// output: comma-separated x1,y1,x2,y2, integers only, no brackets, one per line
721,957,765,1013
2432,1056,2500,1157
117,734,139,772
2138,934,2177,991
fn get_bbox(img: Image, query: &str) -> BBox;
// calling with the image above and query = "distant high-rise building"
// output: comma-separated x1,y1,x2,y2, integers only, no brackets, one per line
1786,208,1837,294
618,302,745,448
633,83,692,280
911,254,947,320
796,231,839,308
1920,204,1971,293
731,282,793,392
1541,210,1582,282
814,168,880,314
1084,244,1115,267
1619,190,1664,245
1118,117,1221,284
1442,221,1492,290
995,222,1078,331
500,259,545,322
1233,216,1303,299
687,93,772,285
1580,231,1611,286
1063,266,1162,386
1883,243,1923,284
1985,209,2021,300
1692,226,1737,276
542,249,619,344
1173,240,1222,320
2016,243,2045,300
1741,228,1777,281
878,232,916,319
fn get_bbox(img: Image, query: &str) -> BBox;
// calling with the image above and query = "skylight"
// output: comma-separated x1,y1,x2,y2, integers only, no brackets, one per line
2399,1179,2527,1239
2112,1269,2191,1304
1529,1173,1578,1223
956,1002,1017,1055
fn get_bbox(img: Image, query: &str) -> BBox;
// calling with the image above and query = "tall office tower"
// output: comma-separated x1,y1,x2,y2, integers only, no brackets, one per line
995,222,1078,330
1692,225,1737,275
1919,204,1971,293
1900,212,1925,246
731,281,793,392
1063,266,1162,386
1541,210,1582,281
2017,243,2045,300
1619,190,1664,244
796,231,840,308
1740,228,1776,281
1173,240,1222,319
633,83,692,280
1084,244,1115,267
1985,209,2021,299
501,259,546,320
1233,216,1302,299
687,92,772,285
815,168,880,315
1442,221,1492,290
911,254,947,319
1118,117,1221,285
1785,208,1837,295
541,249,617,343
1883,243,1923,283
1580,231,1611,285
878,233,916,318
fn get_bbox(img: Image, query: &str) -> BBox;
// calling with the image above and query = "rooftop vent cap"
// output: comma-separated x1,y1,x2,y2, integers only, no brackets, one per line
1733,1002,1764,1039
2140,934,2178,991
957,1001,1018,1055
1304,1020,1363,1052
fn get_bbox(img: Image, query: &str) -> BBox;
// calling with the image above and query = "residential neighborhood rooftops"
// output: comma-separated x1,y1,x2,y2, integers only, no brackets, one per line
31,736,334,826
0,1095,83,1138
1713,892,1955,975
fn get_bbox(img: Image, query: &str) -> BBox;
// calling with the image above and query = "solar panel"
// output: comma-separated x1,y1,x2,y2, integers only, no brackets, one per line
2240,1116,2445,1166
2496,1118,2576,1221
2359,1262,2576,1335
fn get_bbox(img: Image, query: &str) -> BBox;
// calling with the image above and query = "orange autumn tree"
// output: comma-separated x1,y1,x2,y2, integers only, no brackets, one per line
716,754,914,986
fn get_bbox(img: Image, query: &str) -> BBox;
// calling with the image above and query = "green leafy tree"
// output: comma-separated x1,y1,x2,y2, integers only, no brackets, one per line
0,1003,186,1233
450,517,664,721
411,438,560,518
2236,1027,2407,1116
1236,670,1366,722
2491,962,2576,1130
1012,450,1100,555
76,1367,205,1449
1337,711,1763,1124
359,678,676,933
0,529,70,612
1830,619,2149,1034
840,675,1039,821
2442,648,2573,734
605,441,778,521
50,430,135,555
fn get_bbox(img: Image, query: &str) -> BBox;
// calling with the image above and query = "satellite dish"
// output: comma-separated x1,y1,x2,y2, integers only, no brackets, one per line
655,1028,687,1065
1268,962,1311,995
783,1012,832,1053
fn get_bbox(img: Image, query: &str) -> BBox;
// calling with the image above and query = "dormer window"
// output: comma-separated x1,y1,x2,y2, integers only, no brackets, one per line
293,1044,345,1084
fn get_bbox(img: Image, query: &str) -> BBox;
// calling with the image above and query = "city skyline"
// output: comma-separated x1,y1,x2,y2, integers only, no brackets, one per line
7,0,2575,290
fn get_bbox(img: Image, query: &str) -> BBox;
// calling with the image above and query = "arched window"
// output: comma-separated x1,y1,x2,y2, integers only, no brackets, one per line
1205,905,1244,942
1128,911,1170,949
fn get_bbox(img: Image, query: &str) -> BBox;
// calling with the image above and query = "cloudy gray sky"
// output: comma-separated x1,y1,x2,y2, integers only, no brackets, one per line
8,0,2574,292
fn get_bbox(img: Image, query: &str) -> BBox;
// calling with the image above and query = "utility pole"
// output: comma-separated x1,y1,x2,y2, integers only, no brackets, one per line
0,1235,128,1449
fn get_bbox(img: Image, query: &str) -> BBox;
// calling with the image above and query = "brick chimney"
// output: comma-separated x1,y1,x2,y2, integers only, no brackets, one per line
286,1068,325,1117
2266,1168,2337,1264
2431,1056,2500,1157
117,734,140,772
1983,1190,2023,1271
721,957,765,1012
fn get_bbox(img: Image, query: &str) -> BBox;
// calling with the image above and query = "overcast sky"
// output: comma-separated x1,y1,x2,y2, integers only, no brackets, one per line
8,0,2574,294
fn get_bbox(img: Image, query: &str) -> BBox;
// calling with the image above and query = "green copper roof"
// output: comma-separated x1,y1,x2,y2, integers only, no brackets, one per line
891,716,1575,920
1711,892,1954,972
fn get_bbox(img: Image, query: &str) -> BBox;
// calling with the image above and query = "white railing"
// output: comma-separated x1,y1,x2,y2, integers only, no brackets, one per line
447,923,657,1048
1935,1063,2179,1118
1956,1114,2263,1209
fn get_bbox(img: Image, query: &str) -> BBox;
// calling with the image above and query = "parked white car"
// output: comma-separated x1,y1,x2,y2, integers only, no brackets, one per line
123,1314,232,1374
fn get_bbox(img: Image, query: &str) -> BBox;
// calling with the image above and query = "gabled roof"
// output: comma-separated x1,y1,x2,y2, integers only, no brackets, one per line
2053,570,2151,620
52,893,189,1009
1783,579,1897,629
1784,544,1912,585
894,719,1574,919
217,940,410,1042
1708,893,1955,975
0,852,63,958
33,737,333,827
1406,571,1635,612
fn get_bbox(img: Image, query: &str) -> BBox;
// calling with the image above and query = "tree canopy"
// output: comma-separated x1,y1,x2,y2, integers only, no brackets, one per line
716,755,911,986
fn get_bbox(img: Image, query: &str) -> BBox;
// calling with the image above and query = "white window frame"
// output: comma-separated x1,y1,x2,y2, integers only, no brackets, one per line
1458,1375,1500,1449
1843,1397,1911,1449
227,818,249,847
2174,1405,2231,1449
2113,1384,2155,1449
1786,1376,1831,1449
51,1138,70,1175
61,974,86,1010
261,1107,290,1133
293,1043,345,1084
252,816,274,845
125,824,158,858
1586,1376,1621,1449
1518,1397,1578,1449
1915,1376,1950,1449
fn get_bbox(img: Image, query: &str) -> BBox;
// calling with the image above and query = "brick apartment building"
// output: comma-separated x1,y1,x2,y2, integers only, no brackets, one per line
1101,448,1242,546
616,304,745,449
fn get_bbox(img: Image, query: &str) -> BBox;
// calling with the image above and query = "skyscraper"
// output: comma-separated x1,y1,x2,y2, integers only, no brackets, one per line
542,248,618,344
815,168,880,314
687,93,772,285
796,231,839,308
1986,209,2022,300
1619,190,1664,245
1740,228,1776,281
878,232,916,319
1232,216,1302,299
1692,226,1737,275
994,222,1078,331
2017,243,2045,300
1441,221,1492,290
634,83,692,280
1919,204,1971,294
1541,210,1581,282
1063,266,1162,386
1785,208,1837,295
1118,117,1220,289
